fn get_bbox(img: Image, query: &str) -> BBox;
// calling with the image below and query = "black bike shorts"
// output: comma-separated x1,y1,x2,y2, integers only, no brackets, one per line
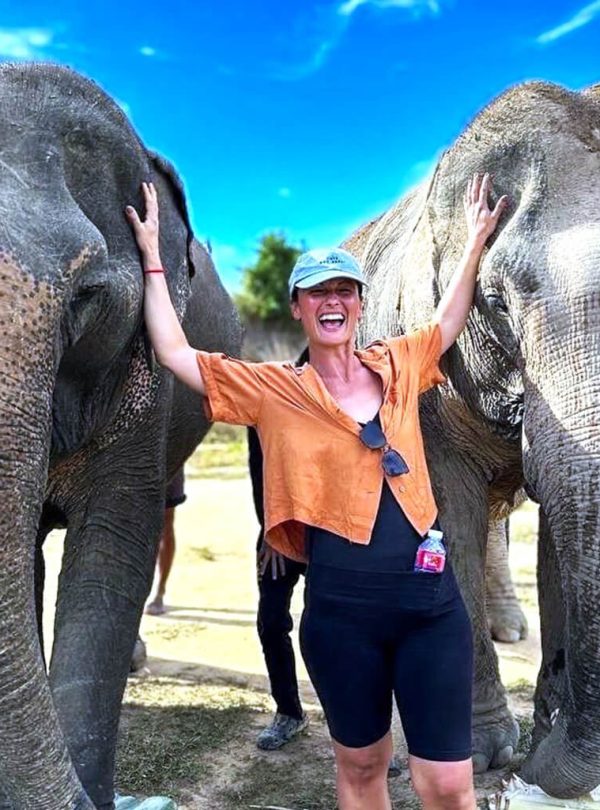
300,563,473,761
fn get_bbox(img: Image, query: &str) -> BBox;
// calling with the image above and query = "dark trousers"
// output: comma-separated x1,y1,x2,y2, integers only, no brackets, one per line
257,536,306,721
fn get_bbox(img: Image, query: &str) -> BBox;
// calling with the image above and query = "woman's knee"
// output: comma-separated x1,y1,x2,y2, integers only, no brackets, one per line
409,757,475,809
335,737,391,787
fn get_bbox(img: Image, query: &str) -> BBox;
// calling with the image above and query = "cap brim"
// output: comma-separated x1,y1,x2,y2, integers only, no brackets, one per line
293,269,368,290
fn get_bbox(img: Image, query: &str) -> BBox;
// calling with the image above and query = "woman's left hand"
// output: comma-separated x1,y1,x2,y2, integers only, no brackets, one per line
126,181,161,261
463,172,509,248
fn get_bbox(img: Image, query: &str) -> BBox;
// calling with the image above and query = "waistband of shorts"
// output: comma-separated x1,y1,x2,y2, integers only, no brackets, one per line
306,562,455,610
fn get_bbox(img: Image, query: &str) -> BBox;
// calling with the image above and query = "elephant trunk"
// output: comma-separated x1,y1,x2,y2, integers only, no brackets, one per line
521,373,600,797
0,273,92,808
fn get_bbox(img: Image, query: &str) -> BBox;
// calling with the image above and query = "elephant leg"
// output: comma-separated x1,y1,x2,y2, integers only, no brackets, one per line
429,450,519,773
48,482,163,810
523,508,565,762
485,517,528,643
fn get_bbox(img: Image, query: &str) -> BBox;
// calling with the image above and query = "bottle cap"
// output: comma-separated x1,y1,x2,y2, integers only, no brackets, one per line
427,529,444,541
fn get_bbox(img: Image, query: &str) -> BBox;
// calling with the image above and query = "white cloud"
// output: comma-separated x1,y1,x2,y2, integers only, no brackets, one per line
338,0,439,17
269,34,339,80
535,0,600,45
139,45,156,57
272,0,441,81
278,187,292,198
0,27,54,59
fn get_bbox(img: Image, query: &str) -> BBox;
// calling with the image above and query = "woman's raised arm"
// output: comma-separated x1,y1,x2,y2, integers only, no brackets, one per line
126,182,205,395
434,173,508,354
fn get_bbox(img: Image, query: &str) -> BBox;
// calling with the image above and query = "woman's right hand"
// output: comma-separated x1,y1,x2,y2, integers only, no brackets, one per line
258,543,287,580
126,182,161,265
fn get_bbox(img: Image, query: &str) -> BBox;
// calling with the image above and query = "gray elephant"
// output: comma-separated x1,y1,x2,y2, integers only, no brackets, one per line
346,80,600,798
485,496,529,644
0,63,241,809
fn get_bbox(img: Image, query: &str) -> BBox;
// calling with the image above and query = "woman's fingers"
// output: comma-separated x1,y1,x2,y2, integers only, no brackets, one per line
126,182,159,227
478,173,492,208
142,182,158,217
471,173,482,204
492,194,509,219
125,205,141,226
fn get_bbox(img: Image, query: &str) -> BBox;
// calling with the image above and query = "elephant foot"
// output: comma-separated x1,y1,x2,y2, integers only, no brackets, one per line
472,711,520,773
487,602,528,643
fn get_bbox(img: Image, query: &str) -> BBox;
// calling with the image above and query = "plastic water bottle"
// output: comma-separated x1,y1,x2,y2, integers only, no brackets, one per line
414,529,446,574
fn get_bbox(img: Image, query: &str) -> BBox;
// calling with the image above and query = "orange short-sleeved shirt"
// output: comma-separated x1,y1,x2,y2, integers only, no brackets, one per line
196,322,446,562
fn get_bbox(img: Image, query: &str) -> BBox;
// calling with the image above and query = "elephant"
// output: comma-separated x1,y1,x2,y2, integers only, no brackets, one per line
0,63,242,809
345,80,600,798
485,493,529,644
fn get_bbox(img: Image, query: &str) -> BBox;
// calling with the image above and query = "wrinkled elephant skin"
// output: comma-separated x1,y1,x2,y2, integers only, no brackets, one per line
0,64,241,809
348,81,600,797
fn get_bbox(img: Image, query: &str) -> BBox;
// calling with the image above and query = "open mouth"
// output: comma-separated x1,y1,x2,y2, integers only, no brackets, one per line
318,312,346,332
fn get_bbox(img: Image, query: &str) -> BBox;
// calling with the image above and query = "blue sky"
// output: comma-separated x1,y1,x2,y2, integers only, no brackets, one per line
0,1,598,290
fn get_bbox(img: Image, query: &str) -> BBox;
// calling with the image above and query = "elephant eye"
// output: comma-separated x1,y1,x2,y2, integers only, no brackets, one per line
484,291,509,313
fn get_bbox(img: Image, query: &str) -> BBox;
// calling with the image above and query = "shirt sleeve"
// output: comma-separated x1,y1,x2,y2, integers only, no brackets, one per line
196,352,265,426
388,322,446,394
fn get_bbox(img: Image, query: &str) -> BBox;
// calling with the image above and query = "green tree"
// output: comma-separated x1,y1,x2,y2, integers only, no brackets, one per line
235,232,304,328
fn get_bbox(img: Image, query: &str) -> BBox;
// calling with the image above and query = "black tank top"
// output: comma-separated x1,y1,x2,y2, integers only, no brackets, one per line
308,414,430,573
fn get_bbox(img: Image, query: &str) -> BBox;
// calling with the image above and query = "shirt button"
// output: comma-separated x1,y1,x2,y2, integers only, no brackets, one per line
398,485,406,493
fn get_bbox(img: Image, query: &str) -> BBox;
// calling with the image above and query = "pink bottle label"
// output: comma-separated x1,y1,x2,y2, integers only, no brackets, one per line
415,548,446,573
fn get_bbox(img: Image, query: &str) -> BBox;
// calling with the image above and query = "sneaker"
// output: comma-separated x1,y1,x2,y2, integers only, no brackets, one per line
256,712,309,750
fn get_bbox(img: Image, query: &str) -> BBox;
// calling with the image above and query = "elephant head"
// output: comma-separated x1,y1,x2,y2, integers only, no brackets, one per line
0,62,210,808
352,81,600,797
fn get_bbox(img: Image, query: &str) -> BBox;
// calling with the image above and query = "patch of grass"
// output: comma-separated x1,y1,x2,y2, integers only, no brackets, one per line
187,424,248,478
190,545,216,562
222,756,337,810
190,443,247,470
116,678,261,800
514,713,534,756
507,678,535,702
203,424,246,445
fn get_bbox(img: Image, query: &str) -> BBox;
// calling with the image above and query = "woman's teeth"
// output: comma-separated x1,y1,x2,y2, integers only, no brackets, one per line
319,314,345,326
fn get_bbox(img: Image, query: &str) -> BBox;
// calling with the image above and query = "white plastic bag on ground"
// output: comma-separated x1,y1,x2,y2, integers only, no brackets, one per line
114,795,176,810
487,776,600,809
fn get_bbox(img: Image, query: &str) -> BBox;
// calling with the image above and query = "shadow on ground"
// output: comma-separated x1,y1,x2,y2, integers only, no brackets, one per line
118,672,531,810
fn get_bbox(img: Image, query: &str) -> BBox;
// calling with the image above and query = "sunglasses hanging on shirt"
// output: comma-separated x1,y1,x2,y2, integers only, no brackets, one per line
358,420,410,477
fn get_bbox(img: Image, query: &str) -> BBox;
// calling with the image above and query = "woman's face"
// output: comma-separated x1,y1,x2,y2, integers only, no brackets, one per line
290,278,362,349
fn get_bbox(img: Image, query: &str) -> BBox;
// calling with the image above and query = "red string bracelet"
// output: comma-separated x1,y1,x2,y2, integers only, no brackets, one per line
143,268,165,274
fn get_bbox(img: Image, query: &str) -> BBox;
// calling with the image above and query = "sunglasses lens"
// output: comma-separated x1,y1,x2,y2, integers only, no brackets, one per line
382,449,409,477
359,420,386,449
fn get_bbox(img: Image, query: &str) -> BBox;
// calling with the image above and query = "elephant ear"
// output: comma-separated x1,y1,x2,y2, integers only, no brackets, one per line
356,178,440,343
148,151,196,279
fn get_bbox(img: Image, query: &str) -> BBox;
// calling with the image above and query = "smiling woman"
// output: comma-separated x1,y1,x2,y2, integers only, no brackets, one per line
126,173,506,810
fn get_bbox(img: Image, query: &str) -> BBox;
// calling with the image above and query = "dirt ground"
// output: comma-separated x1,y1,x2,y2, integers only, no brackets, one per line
42,474,540,810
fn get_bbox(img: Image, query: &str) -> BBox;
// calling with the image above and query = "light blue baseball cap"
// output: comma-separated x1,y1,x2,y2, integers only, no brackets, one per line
288,248,367,297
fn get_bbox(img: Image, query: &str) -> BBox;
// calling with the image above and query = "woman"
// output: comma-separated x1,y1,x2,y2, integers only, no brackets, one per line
126,173,507,810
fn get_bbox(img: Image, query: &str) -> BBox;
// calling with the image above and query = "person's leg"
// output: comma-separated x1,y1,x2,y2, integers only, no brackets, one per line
394,583,475,810
257,554,305,720
300,582,394,807
146,506,175,615
408,756,476,810
334,733,393,810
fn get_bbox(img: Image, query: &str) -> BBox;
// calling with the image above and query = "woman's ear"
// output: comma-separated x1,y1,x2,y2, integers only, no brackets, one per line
290,300,302,321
